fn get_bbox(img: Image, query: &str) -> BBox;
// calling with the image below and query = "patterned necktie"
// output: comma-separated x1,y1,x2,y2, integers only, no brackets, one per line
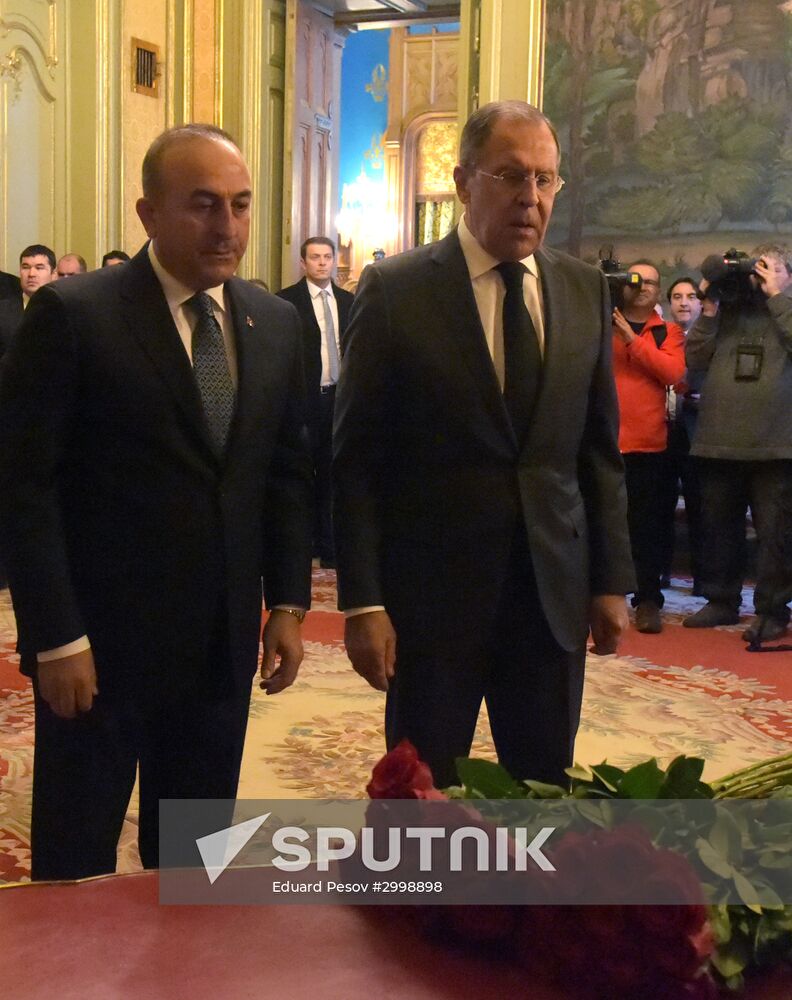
322,289,340,383
495,261,541,444
188,291,235,453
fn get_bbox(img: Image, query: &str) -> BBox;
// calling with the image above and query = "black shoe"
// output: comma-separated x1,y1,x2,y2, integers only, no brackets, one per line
683,602,739,628
743,616,789,644
635,601,662,634
660,575,671,589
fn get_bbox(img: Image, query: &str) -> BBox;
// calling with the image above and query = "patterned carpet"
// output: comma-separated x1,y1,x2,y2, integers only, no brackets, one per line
1,570,791,883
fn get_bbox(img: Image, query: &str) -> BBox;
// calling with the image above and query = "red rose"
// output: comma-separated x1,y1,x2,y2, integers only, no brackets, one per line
509,826,713,997
366,739,447,800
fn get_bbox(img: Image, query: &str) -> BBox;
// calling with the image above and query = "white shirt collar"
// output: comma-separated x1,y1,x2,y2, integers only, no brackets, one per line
457,214,538,281
147,241,226,315
306,278,333,299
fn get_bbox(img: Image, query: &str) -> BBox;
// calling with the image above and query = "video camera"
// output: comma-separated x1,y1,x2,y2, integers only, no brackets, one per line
599,247,643,310
699,248,757,306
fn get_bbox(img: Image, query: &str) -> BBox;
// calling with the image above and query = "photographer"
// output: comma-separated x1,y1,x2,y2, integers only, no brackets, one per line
683,245,792,642
659,278,705,595
612,260,686,633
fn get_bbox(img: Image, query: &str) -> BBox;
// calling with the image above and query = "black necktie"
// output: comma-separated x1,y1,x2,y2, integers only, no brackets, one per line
495,261,541,444
188,291,236,453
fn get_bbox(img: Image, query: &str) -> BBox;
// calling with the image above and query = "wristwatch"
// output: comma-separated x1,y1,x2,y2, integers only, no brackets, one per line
275,607,306,624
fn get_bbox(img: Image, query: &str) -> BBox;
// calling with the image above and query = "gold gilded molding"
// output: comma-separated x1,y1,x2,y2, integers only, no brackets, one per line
0,48,22,98
242,0,264,278
478,0,545,106
95,0,111,251
365,63,387,103
1,44,57,101
214,0,224,125
183,0,194,120
0,0,58,73
416,121,457,195
363,130,386,170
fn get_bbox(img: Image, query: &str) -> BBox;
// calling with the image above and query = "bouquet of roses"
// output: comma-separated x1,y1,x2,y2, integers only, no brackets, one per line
366,740,792,998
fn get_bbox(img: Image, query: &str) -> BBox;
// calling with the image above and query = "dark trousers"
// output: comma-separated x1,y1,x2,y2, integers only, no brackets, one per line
698,458,792,618
31,682,251,881
623,451,667,607
384,531,586,790
312,385,335,562
659,421,703,584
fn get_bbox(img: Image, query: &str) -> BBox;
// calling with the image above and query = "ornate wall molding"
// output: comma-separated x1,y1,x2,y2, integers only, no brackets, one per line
0,0,58,76
384,27,460,258
0,0,65,268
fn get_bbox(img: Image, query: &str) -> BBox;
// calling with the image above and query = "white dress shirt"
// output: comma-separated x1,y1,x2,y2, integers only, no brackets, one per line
306,278,341,385
456,213,545,387
148,242,238,387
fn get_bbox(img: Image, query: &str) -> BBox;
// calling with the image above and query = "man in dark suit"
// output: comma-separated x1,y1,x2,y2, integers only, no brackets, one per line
333,101,634,789
0,124,313,880
278,237,354,568
0,244,56,356
0,269,21,302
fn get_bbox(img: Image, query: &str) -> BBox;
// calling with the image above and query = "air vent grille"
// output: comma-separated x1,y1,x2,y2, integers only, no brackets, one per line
132,38,159,97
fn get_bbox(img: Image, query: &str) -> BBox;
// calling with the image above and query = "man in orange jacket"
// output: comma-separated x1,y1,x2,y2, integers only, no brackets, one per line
612,260,685,633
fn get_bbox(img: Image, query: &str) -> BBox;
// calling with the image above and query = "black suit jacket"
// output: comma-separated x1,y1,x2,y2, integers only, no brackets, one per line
0,296,23,357
277,277,354,426
0,246,313,698
333,229,635,652
0,270,20,303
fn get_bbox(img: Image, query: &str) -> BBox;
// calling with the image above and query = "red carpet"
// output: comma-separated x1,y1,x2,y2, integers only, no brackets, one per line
1,574,791,884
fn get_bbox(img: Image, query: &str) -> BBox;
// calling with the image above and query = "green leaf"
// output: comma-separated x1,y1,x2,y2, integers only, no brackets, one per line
577,800,613,827
758,851,792,869
711,934,752,978
753,910,792,959
709,811,744,866
734,872,764,913
520,780,568,799
565,764,592,781
707,905,734,945
454,757,525,798
618,758,665,799
588,762,624,793
658,755,710,798
697,837,737,879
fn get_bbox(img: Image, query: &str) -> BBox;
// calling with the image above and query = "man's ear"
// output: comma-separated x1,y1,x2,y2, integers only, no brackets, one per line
453,165,471,206
136,197,157,237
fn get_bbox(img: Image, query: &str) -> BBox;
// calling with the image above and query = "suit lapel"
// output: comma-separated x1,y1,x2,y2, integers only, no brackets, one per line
431,231,516,447
120,247,217,461
297,277,321,334
223,278,260,468
525,246,566,451
333,281,351,333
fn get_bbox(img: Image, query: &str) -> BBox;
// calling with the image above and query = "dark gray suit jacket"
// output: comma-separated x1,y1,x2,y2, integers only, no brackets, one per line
0,245,313,698
333,229,634,652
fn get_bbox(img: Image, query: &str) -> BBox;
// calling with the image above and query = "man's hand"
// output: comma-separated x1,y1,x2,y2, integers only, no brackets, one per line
611,308,635,344
753,257,792,300
260,610,304,695
344,610,397,692
37,648,98,719
588,595,629,655
698,278,719,317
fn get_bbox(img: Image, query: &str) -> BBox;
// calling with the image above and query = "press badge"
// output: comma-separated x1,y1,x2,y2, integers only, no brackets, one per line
735,343,763,381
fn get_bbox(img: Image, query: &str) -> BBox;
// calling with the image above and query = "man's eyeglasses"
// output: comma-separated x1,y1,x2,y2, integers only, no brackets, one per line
475,169,565,194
